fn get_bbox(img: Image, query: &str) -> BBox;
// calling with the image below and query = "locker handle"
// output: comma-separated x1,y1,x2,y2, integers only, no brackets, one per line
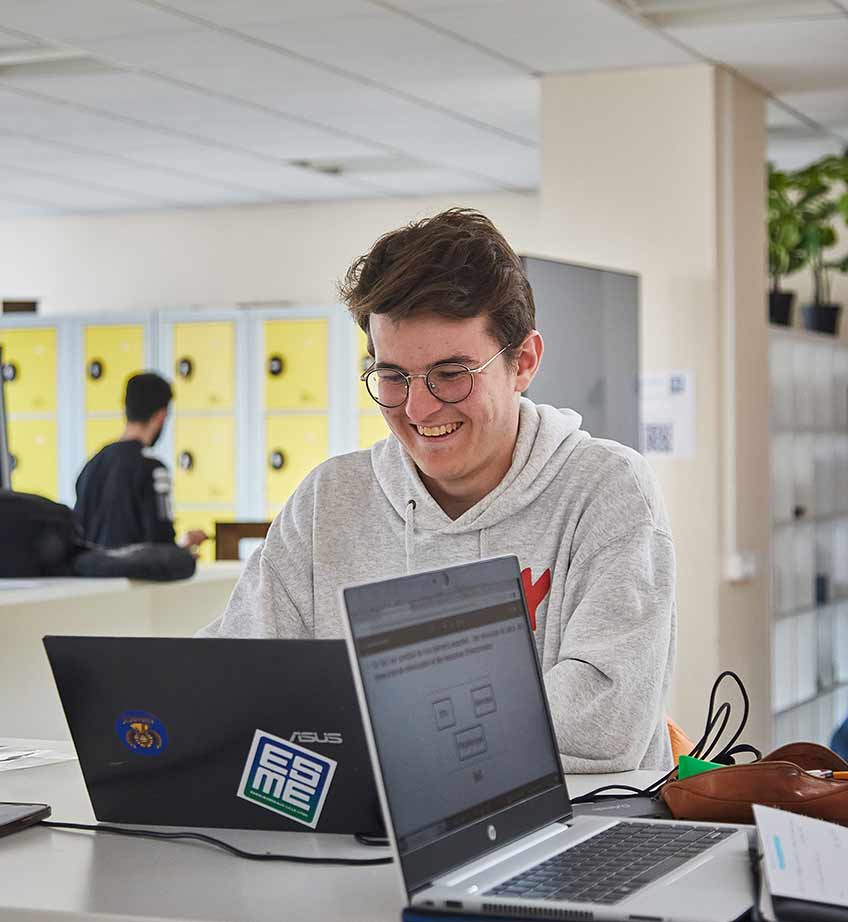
1,361,17,382
177,357,193,379
268,354,285,377
269,450,286,471
8,453,17,472
87,359,104,380
179,451,194,472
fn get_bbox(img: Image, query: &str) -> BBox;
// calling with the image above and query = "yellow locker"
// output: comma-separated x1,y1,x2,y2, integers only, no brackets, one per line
264,319,328,410
173,509,233,564
359,414,390,449
84,324,145,413
265,416,328,507
85,417,124,457
357,326,374,411
8,418,58,499
0,327,57,414
172,322,234,411
173,416,235,505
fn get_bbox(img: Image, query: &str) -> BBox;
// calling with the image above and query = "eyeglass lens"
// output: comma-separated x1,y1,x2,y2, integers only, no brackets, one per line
366,364,473,407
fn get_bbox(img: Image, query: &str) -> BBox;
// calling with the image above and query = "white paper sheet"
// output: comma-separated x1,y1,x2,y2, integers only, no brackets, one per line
639,370,696,459
0,745,76,772
755,804,848,907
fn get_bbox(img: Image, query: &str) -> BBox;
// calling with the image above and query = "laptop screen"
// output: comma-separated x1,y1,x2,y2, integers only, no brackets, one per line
344,556,569,890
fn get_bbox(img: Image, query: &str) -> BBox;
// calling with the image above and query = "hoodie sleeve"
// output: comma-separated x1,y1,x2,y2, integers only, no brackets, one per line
195,482,315,639
543,451,677,773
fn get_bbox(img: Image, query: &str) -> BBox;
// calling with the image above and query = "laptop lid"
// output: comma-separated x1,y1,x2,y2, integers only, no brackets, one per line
342,556,570,895
43,636,383,836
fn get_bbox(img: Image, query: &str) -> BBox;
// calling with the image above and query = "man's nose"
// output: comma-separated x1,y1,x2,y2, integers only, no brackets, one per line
404,375,442,420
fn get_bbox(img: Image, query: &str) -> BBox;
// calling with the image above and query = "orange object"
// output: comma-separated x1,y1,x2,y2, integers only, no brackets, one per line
667,716,695,765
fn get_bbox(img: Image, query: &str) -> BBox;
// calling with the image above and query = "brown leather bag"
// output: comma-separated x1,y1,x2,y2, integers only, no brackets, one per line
660,742,848,825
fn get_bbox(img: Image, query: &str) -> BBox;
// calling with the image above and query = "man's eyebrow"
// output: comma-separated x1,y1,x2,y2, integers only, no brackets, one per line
373,354,477,370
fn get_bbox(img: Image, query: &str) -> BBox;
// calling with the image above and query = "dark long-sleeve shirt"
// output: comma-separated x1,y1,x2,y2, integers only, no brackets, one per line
74,439,176,548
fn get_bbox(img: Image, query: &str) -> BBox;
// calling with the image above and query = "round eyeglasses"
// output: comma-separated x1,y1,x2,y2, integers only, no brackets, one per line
360,344,511,409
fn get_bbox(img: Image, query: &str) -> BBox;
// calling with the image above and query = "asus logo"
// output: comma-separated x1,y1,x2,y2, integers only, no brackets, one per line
289,731,343,745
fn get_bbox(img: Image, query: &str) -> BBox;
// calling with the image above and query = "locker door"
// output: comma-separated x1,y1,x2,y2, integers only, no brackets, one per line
84,324,145,412
264,319,328,410
85,417,124,458
357,327,373,411
265,416,328,511
8,419,58,499
173,416,235,505
173,322,234,410
0,328,57,413
173,509,233,564
359,414,390,449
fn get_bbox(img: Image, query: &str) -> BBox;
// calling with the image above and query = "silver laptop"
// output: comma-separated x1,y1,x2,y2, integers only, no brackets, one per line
341,555,753,922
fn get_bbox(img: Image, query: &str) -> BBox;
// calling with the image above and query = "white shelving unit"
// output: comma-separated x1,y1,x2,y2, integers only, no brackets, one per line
770,327,848,748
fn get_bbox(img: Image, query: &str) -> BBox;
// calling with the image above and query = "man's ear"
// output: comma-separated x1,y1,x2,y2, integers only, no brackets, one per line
514,331,544,393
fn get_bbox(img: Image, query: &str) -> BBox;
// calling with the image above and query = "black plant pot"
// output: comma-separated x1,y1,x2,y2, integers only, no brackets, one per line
801,303,842,336
768,290,795,326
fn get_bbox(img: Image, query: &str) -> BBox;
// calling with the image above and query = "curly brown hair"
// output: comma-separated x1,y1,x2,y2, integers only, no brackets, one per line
339,208,535,363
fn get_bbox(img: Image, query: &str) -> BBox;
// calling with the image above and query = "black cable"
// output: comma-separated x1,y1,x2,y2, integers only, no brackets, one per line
571,670,761,806
41,820,392,865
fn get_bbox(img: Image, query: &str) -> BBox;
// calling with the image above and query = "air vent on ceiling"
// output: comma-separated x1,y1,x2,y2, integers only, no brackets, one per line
0,45,118,79
621,0,838,27
290,156,424,177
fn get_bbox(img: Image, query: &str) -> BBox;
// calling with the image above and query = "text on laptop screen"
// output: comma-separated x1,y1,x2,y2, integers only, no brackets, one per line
348,570,561,856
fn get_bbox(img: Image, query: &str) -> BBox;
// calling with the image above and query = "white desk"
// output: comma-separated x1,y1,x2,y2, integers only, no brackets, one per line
0,739,659,922
0,563,243,739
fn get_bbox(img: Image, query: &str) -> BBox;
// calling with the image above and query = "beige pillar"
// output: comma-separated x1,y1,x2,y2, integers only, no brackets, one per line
540,65,771,748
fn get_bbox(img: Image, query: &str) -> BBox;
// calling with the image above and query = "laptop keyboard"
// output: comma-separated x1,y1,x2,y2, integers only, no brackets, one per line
485,822,736,905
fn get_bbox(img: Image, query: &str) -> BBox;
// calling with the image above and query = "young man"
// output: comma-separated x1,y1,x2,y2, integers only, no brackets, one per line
74,372,206,551
199,209,676,772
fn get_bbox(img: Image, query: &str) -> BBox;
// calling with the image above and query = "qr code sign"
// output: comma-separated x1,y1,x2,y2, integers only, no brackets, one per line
643,423,674,454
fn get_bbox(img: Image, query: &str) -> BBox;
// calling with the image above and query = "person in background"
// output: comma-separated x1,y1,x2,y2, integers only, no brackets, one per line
74,372,206,552
198,209,676,773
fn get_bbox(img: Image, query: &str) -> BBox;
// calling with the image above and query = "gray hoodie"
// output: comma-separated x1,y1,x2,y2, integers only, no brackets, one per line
199,398,676,772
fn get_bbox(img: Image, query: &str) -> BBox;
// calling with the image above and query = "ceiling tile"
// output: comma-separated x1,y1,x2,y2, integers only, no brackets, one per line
0,0,193,43
666,17,848,94
775,88,848,129
383,0,692,73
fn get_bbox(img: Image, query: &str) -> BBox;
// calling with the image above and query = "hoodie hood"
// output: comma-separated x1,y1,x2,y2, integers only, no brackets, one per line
371,398,587,543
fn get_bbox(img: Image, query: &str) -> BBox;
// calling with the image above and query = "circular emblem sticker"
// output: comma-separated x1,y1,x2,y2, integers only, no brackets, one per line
116,711,168,756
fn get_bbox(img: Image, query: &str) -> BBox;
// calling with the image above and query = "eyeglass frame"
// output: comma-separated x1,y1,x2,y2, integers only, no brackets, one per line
359,342,513,408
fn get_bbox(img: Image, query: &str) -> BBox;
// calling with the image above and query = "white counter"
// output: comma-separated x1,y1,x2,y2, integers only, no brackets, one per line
0,737,661,922
0,563,243,739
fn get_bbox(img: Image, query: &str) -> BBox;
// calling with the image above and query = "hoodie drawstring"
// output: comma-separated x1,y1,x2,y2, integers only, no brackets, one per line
404,499,416,574
479,527,488,561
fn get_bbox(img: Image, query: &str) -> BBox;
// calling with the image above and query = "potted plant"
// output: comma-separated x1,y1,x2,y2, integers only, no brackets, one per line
791,155,848,335
767,164,806,325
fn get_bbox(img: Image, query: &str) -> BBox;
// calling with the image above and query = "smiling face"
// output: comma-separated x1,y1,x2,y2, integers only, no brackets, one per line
369,312,542,518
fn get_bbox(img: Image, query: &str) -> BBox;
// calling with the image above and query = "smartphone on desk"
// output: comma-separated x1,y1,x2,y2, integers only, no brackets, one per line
0,802,51,838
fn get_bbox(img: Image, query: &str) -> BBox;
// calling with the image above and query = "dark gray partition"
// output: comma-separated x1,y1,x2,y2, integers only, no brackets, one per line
520,256,640,450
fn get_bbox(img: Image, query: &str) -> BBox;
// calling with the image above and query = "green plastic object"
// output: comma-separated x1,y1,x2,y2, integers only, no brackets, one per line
677,755,725,780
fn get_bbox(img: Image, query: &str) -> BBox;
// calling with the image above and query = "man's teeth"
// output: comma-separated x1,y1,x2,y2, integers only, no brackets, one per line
417,422,462,437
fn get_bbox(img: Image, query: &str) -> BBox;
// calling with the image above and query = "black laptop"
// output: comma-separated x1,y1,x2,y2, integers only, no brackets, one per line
43,636,383,836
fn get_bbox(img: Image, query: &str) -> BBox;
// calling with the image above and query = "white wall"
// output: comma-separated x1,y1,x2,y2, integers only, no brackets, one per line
540,64,770,746
0,193,540,314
